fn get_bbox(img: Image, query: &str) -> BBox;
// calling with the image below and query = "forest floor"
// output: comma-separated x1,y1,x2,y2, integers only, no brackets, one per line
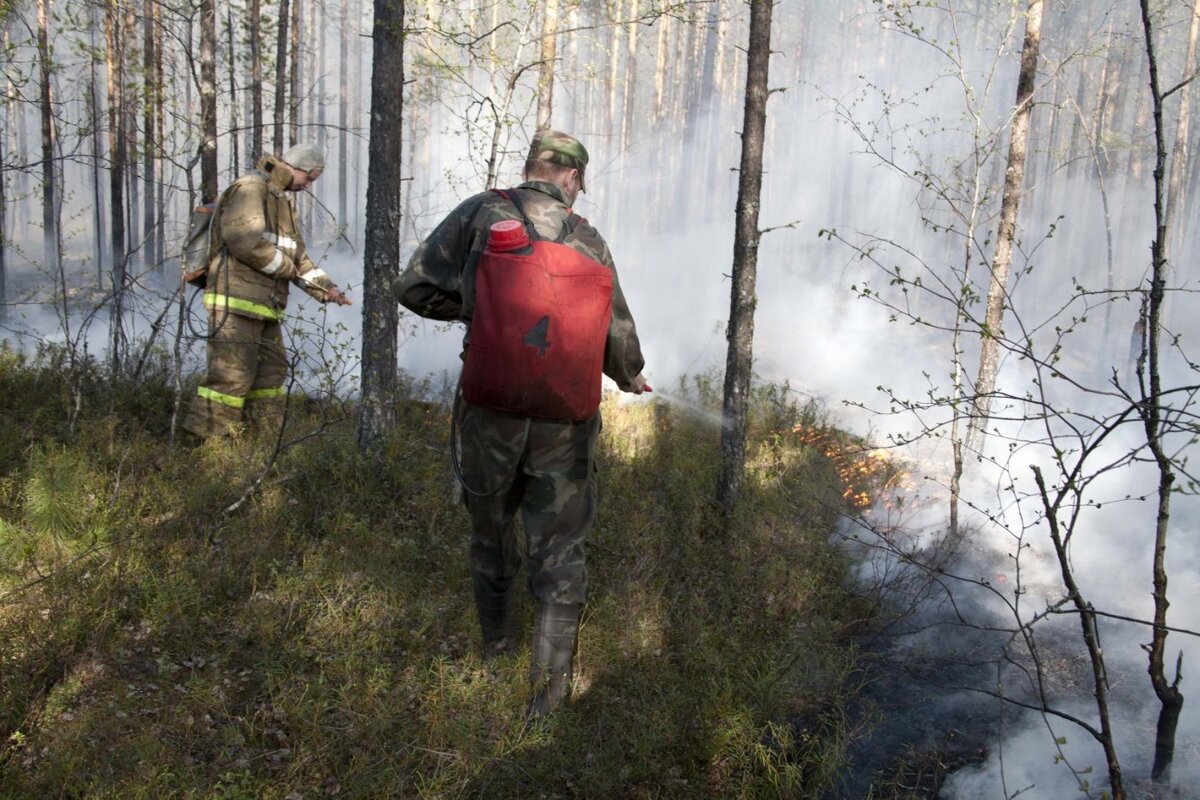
0,346,967,798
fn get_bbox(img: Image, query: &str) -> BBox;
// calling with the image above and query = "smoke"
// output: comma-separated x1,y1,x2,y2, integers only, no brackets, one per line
387,7,1200,793
5,0,1198,794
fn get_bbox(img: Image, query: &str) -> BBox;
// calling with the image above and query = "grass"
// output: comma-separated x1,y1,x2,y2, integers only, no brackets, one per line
0,351,898,799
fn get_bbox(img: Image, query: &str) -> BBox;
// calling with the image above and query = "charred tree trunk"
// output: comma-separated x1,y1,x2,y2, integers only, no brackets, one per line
969,0,1044,443
273,0,290,154
536,0,559,130
358,0,405,454
1138,0,1185,786
199,0,218,203
717,0,773,520
36,0,60,276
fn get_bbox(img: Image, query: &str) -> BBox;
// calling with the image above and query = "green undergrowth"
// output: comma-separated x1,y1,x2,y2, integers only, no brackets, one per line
0,353,883,799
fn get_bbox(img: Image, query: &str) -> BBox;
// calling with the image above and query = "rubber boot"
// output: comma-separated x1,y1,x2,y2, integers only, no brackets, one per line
475,581,518,660
527,603,581,718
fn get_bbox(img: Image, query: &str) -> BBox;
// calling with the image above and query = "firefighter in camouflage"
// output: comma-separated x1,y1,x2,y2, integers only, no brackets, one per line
396,130,649,716
183,143,351,439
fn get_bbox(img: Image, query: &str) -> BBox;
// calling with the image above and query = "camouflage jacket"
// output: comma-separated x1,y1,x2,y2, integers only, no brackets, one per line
395,181,645,391
204,154,335,321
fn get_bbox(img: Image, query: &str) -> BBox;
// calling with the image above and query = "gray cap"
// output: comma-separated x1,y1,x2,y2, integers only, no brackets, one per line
281,142,325,173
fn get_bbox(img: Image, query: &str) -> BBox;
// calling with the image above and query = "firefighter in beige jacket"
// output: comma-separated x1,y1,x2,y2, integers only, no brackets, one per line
184,143,351,439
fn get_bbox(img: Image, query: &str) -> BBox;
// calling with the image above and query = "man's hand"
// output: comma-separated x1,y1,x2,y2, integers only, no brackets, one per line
630,372,652,394
324,287,352,306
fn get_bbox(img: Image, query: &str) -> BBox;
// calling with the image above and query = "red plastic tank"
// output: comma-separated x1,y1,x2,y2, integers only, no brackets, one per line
462,225,613,420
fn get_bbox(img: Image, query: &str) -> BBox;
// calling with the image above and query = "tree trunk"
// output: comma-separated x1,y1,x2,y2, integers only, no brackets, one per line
653,13,669,121
106,0,128,369
717,0,773,520
338,0,350,229
1091,15,1119,180
124,1,139,273
289,0,301,146
199,0,218,204
358,0,405,454
536,0,559,130
1138,1,1185,786
969,0,1044,443
88,6,108,282
146,0,159,273
227,4,240,173
0,36,6,316
273,0,290,154
1163,0,1200,331
249,0,263,159
36,0,60,276
620,0,639,152
606,0,623,136
154,0,165,270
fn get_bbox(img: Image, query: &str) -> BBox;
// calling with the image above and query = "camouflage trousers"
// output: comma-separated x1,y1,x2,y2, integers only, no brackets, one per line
183,310,288,438
457,401,600,607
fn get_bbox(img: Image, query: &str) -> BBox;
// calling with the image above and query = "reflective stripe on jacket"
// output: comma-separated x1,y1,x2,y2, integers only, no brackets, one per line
206,154,334,320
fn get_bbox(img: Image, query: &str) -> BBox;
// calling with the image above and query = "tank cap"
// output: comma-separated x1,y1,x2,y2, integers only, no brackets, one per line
488,219,529,251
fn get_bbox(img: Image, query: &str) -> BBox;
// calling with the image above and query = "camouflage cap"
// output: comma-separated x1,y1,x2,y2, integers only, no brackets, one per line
528,130,589,191
281,142,326,173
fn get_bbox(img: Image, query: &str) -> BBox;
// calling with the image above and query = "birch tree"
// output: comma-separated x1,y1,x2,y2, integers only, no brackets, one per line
199,0,217,203
717,0,773,519
536,0,558,130
969,0,1044,442
357,0,405,453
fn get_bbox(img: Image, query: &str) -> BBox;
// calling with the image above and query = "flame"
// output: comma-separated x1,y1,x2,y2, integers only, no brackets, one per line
791,424,911,511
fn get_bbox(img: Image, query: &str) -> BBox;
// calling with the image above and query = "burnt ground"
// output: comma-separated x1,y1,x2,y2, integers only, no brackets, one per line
830,633,1006,798
809,614,1010,800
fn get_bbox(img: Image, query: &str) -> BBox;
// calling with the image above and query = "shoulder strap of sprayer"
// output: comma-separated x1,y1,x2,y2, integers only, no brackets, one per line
491,188,579,244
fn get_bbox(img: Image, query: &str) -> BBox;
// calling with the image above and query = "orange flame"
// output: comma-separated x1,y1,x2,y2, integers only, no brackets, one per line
791,424,910,511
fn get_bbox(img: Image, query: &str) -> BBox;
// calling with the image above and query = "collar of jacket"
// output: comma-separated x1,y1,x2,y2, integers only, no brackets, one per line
517,180,567,205
256,154,295,192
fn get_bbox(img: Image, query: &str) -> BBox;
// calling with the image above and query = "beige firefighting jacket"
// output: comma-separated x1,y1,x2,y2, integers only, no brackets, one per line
204,154,334,321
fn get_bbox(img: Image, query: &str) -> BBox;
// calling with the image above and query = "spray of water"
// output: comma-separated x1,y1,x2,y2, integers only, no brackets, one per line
642,389,728,429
